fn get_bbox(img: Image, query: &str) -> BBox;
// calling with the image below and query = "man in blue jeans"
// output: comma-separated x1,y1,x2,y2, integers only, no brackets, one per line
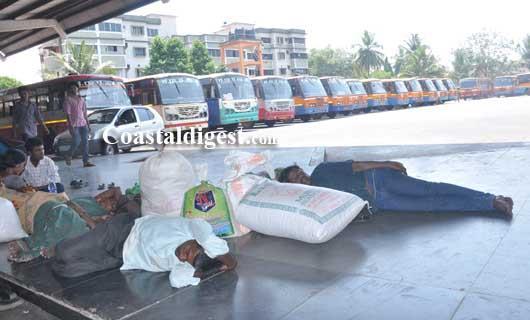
63,83,95,167
277,160,513,219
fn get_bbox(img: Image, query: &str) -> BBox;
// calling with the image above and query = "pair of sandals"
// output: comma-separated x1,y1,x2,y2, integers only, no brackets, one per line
70,179,88,189
97,182,115,190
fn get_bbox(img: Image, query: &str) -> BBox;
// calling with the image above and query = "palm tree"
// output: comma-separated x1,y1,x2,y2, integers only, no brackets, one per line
402,33,423,53
353,31,385,76
48,41,114,75
400,46,445,77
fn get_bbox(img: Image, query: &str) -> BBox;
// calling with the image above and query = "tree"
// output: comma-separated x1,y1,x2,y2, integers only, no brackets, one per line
400,45,445,77
353,31,385,76
383,57,394,76
190,41,216,75
394,34,445,78
0,76,23,89
520,34,530,69
49,41,112,75
309,47,354,77
451,48,475,80
144,37,192,75
451,32,518,79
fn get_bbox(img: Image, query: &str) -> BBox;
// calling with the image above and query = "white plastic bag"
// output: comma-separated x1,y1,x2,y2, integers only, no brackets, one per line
139,150,197,217
237,180,367,243
0,197,28,243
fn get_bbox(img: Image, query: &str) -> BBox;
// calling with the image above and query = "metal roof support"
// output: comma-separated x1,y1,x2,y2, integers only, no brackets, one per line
0,19,66,38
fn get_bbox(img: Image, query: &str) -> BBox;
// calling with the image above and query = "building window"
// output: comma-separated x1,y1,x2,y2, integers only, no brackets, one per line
147,28,159,37
133,47,147,57
81,25,96,31
276,37,284,45
131,26,145,36
103,45,118,53
278,52,286,60
226,50,240,58
264,69,274,75
261,37,271,44
262,54,273,60
290,52,308,59
98,22,122,32
293,37,306,44
280,68,287,75
208,49,220,57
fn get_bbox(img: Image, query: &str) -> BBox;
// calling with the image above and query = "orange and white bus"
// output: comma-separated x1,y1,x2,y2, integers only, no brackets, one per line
287,76,329,122
126,73,209,132
0,74,130,151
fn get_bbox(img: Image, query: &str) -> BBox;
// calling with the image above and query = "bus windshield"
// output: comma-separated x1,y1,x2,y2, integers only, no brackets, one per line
444,79,456,89
326,78,351,96
261,78,293,100
517,74,530,84
348,81,366,95
460,79,478,89
495,77,514,86
394,81,408,93
370,81,386,94
408,80,422,92
299,77,327,97
82,80,131,109
88,108,119,124
424,80,437,91
434,80,447,91
157,76,205,104
217,76,255,100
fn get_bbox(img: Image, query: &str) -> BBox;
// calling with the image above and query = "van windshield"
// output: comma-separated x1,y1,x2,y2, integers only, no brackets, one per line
495,77,514,86
157,76,205,104
326,78,352,96
370,81,386,94
261,78,293,100
348,81,366,95
394,81,408,93
460,79,478,89
216,75,255,100
299,77,327,97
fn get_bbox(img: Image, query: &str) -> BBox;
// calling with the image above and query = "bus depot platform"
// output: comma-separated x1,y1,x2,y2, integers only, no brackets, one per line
2,144,530,320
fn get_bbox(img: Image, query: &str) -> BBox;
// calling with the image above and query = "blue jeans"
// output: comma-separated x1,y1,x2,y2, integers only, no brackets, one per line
365,168,495,212
70,126,89,163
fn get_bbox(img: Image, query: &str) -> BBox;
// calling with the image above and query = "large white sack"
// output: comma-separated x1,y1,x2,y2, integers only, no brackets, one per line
0,197,28,243
223,151,273,237
139,150,197,217
237,180,367,243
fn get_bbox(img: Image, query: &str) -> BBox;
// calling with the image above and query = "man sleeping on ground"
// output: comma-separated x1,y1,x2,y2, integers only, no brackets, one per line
50,214,238,288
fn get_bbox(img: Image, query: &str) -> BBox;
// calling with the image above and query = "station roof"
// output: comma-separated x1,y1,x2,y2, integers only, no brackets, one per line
0,0,160,58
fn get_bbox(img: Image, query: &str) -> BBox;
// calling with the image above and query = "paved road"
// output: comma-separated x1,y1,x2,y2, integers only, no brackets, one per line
240,96,530,148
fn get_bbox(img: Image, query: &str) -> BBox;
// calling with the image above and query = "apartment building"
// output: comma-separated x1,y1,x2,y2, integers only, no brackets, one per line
39,14,177,79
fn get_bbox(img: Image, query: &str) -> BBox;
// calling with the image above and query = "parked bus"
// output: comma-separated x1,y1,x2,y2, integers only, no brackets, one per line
442,78,458,101
382,79,409,109
127,73,208,132
251,76,295,127
0,74,130,152
287,76,329,122
361,79,388,111
403,78,423,106
493,76,518,97
459,78,492,100
432,79,449,103
345,79,369,113
418,78,438,105
320,76,355,118
515,73,530,96
199,73,258,131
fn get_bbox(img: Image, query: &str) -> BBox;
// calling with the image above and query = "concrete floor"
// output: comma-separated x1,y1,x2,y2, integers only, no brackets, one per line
1,143,530,319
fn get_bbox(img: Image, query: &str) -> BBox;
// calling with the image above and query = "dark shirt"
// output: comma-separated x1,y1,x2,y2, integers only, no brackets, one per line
310,160,371,200
12,101,42,138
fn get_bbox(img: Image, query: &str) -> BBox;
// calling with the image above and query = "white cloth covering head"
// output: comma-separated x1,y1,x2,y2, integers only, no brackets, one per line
120,215,229,288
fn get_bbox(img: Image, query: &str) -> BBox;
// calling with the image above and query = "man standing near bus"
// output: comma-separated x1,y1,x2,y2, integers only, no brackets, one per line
12,87,49,142
63,83,95,167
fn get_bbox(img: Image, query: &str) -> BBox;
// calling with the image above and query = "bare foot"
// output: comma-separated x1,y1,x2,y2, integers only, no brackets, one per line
7,241,20,260
494,196,513,220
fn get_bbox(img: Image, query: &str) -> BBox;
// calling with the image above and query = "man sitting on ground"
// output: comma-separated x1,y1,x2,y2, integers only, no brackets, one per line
22,137,64,193
51,214,237,288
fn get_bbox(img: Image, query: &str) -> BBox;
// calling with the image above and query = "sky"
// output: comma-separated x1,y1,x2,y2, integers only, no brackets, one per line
1,0,528,84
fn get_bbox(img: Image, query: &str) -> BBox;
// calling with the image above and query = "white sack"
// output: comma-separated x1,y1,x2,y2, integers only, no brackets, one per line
0,197,28,243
